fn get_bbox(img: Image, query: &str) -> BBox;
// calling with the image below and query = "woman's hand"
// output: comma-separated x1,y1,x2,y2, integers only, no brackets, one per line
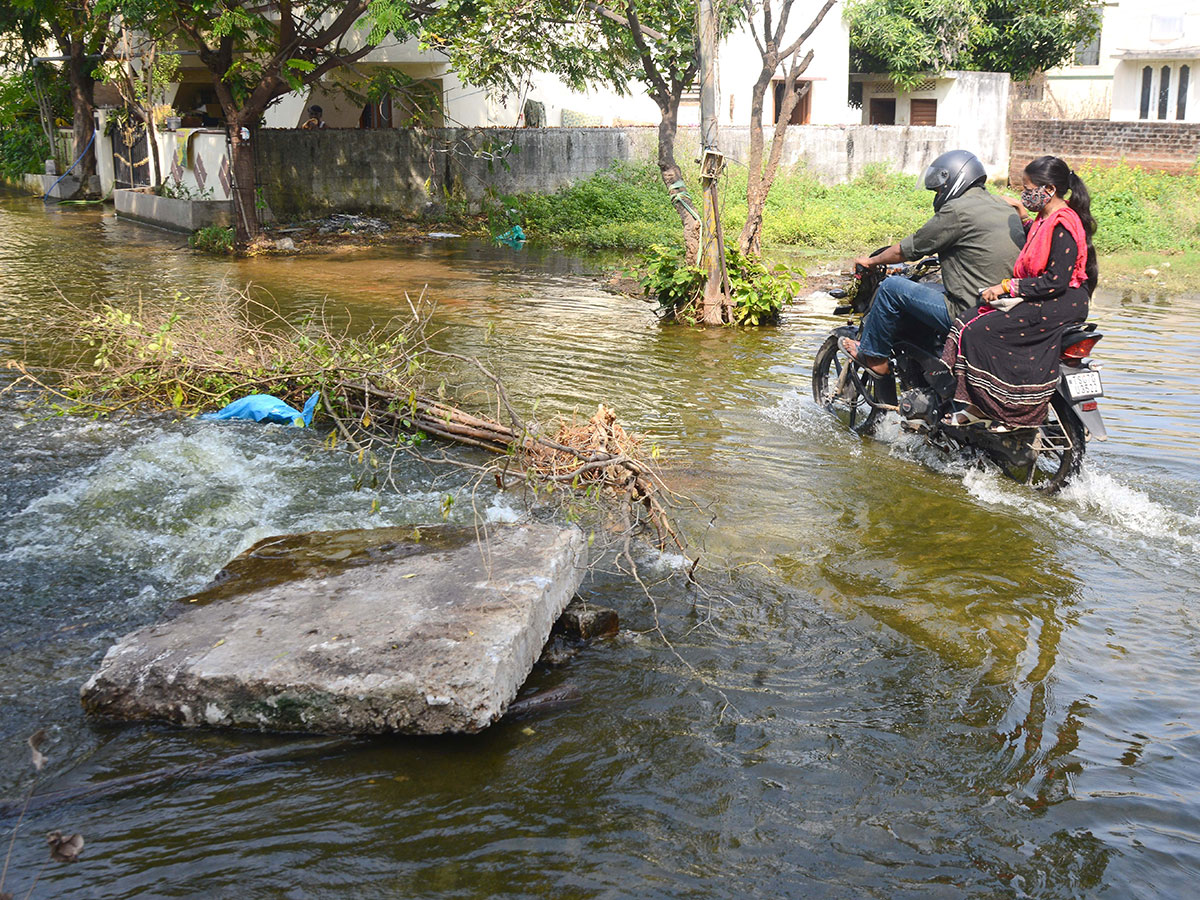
981,283,1006,303
1001,195,1027,213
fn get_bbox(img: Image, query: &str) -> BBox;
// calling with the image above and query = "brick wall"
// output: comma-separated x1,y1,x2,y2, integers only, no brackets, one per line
1009,119,1200,184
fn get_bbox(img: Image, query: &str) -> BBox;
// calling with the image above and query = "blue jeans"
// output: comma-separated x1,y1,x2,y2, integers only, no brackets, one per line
857,276,953,359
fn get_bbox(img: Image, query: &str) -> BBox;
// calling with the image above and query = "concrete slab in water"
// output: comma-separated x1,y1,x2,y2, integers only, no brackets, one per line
81,523,586,734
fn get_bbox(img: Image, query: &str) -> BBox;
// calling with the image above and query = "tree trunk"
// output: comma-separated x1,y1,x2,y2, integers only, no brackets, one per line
66,42,97,197
656,105,700,265
228,118,260,248
740,70,775,256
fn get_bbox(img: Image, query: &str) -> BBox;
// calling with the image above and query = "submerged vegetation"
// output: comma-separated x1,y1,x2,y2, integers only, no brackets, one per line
186,226,235,255
188,225,235,254
637,245,802,326
6,288,684,551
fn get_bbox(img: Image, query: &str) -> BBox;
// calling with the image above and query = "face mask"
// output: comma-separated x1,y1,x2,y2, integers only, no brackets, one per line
1021,186,1052,211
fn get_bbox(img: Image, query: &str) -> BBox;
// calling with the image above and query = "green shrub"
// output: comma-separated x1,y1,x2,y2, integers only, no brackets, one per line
0,119,49,180
636,244,802,326
0,73,56,180
488,161,685,242
188,225,234,254
1081,162,1200,254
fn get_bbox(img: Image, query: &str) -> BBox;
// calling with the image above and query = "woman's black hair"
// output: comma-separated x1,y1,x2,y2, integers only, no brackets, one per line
1024,155,1098,295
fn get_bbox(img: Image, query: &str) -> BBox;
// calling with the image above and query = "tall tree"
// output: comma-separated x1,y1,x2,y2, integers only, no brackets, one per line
968,0,1103,83
426,0,742,264
844,0,1101,88
126,0,423,246
740,0,835,255
6,0,114,194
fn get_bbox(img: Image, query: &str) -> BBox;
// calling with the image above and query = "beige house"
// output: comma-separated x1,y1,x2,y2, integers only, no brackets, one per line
849,71,1012,176
1016,2,1199,122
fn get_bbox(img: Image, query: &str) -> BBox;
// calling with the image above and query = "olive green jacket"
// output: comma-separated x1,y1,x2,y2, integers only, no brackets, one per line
899,185,1025,318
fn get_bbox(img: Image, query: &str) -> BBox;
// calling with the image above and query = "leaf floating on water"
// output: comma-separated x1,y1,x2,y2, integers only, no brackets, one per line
402,573,418,579
521,727,536,736
213,638,226,648
46,831,84,863
28,728,47,772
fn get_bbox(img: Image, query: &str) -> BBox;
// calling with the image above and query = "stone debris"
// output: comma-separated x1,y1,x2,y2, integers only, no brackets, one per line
81,523,587,735
553,600,619,641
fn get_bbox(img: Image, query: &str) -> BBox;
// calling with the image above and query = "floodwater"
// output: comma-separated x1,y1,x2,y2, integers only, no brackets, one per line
2,197,1200,899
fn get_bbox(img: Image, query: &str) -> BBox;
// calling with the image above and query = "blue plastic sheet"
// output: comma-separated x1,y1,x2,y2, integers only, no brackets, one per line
201,391,320,427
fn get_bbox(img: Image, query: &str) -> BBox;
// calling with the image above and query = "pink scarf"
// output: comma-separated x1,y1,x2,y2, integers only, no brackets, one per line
1013,205,1088,289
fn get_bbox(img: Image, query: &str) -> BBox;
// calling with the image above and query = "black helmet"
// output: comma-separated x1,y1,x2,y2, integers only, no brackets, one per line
922,150,987,211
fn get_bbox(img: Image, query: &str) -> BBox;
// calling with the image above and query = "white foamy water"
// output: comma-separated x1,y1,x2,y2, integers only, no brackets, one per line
1,421,485,594
961,464,1200,558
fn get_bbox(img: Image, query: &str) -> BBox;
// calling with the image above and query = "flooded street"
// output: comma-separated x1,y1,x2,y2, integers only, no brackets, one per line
3,196,1200,898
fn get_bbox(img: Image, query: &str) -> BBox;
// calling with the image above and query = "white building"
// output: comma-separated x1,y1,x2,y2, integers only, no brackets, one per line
1023,1,1199,122
244,2,858,130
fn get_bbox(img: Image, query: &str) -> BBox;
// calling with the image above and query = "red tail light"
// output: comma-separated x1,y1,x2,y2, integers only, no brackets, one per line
1062,337,1099,359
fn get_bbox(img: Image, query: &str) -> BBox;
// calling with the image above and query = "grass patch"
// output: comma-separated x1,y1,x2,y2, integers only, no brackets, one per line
1081,163,1200,255
486,161,685,250
494,161,937,254
492,159,1200,267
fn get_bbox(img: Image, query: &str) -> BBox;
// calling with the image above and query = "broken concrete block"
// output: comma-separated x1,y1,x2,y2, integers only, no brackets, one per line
552,599,619,641
81,523,586,735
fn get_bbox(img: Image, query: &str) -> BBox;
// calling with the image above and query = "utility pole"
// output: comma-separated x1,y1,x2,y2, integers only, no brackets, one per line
697,0,731,324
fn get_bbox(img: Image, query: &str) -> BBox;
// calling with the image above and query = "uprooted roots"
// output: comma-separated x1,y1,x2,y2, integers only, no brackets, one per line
4,285,686,552
335,382,683,552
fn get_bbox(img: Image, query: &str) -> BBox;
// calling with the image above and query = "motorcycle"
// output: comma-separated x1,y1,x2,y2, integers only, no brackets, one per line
811,257,1107,493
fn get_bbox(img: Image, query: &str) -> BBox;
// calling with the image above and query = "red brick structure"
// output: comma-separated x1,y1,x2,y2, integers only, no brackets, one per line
1009,119,1200,184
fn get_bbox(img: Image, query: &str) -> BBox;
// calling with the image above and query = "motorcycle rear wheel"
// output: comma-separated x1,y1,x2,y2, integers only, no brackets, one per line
811,333,884,435
1028,394,1087,493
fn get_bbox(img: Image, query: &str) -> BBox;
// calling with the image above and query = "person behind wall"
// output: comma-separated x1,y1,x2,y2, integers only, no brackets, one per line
940,156,1098,429
841,150,1025,376
301,105,326,130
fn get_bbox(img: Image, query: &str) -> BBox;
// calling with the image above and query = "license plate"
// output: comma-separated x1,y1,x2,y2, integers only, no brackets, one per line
1065,370,1103,400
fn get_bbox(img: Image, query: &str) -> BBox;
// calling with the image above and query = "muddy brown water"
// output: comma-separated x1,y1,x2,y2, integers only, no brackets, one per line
2,197,1200,898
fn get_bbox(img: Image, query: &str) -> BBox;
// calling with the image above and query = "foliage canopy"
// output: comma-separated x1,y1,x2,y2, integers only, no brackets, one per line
844,0,1102,87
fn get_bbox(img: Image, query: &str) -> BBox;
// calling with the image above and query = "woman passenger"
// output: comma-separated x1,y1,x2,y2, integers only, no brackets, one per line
940,155,1098,429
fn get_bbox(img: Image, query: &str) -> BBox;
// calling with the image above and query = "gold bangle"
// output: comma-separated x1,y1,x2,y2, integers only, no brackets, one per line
1001,278,1011,293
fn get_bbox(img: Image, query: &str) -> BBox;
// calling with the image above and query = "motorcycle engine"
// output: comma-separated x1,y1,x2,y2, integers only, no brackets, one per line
898,388,940,428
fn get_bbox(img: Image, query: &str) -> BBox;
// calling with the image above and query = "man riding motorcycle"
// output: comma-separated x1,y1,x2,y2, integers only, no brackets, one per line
841,150,1026,375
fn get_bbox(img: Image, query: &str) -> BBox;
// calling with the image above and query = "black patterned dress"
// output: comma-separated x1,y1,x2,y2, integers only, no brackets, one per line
940,223,1090,427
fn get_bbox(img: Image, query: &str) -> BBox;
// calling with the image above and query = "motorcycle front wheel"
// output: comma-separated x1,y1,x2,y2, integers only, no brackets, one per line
811,333,884,435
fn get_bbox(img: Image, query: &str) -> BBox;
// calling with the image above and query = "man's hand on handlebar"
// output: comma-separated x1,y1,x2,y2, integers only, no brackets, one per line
853,243,905,271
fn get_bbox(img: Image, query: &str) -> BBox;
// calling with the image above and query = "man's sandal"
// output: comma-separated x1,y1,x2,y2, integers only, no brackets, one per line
838,337,891,376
